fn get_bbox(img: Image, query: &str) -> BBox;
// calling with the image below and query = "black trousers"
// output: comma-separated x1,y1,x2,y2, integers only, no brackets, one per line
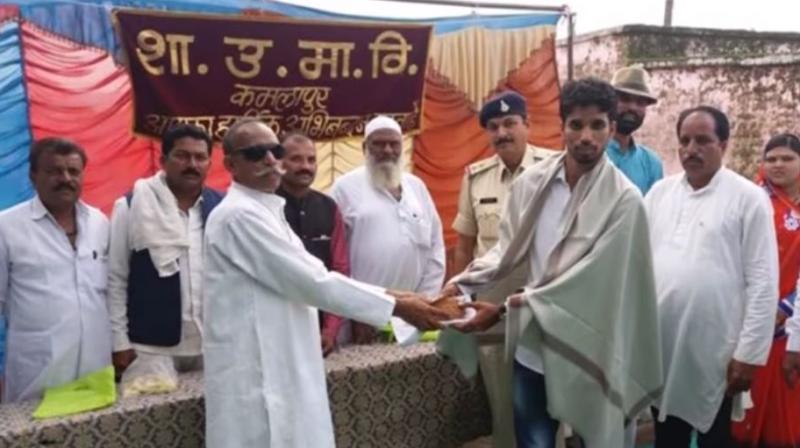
653,396,733,448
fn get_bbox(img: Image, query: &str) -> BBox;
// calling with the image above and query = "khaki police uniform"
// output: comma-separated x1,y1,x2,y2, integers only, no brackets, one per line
453,145,558,258
451,144,559,448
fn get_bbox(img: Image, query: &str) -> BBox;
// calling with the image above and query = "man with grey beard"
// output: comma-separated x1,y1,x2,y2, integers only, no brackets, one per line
331,116,446,344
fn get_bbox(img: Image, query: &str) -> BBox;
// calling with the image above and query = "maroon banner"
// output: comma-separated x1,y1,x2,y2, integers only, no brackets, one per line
113,9,431,141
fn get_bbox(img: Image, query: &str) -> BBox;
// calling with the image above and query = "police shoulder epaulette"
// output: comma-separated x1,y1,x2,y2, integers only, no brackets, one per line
467,157,498,176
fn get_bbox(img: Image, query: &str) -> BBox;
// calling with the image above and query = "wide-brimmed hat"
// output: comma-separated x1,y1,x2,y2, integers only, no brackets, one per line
610,64,658,104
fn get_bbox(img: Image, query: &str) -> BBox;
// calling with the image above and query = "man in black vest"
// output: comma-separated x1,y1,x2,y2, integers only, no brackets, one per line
107,124,223,379
276,132,349,356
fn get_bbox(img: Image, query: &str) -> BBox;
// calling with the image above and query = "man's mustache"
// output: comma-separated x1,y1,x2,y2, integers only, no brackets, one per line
294,170,314,177
54,183,76,192
619,111,641,122
683,155,704,164
494,137,514,146
181,168,201,176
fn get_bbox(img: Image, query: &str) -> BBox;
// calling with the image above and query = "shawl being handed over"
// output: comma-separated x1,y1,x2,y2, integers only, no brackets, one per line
444,153,663,447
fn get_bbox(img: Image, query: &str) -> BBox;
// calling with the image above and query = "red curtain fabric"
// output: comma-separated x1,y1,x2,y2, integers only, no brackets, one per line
413,38,563,248
22,22,156,214
0,5,17,22
22,21,232,213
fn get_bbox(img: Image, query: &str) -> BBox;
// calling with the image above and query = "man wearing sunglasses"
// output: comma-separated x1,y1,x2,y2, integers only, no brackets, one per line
202,118,449,448
107,124,223,381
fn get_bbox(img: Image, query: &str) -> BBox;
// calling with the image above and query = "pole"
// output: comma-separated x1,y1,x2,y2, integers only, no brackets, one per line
567,10,574,80
664,0,674,27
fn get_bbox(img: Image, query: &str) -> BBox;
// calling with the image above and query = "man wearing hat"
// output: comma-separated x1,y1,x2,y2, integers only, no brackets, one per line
331,115,446,344
451,91,558,448
607,64,664,195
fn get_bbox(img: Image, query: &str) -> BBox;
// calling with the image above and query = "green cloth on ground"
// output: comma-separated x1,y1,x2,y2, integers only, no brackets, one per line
33,365,117,419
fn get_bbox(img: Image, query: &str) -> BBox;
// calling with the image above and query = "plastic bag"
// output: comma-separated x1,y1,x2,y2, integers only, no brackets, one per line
120,353,178,398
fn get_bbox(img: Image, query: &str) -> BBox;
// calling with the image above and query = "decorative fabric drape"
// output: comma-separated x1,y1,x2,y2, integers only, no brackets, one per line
0,1,563,234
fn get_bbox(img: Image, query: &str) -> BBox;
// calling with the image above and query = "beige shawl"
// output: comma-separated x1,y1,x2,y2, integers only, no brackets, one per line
441,153,663,447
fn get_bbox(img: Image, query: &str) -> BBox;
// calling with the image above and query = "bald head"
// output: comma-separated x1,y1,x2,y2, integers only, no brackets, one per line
222,119,278,154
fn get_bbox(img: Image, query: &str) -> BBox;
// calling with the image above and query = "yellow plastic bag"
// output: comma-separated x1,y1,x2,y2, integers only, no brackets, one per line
33,365,116,419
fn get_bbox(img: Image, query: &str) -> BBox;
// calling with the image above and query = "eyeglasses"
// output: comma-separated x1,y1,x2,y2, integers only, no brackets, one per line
231,143,285,161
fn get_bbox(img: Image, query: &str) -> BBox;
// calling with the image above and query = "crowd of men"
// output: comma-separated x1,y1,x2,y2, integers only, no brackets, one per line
0,65,798,448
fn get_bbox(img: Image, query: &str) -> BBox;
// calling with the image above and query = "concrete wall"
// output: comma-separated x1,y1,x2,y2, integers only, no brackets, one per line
556,25,800,177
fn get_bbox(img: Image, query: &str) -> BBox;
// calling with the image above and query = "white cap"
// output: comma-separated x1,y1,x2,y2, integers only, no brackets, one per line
365,115,402,139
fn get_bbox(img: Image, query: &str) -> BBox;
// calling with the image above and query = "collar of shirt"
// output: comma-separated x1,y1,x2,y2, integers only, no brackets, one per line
680,167,726,196
275,186,309,209
607,136,640,157
29,194,89,222
554,166,567,184
500,147,537,182
231,182,286,211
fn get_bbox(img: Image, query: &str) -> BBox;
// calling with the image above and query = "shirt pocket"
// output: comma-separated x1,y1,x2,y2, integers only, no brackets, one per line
410,216,433,249
78,250,108,295
476,202,501,241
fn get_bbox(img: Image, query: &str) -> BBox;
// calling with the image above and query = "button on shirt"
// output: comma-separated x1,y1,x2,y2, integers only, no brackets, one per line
107,195,205,357
0,196,112,402
515,168,571,373
606,137,663,195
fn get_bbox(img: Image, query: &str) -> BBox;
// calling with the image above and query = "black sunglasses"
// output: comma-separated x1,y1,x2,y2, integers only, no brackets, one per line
232,143,285,161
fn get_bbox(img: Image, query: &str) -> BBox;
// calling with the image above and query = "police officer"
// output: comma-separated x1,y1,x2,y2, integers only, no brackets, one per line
453,91,557,272
451,91,558,448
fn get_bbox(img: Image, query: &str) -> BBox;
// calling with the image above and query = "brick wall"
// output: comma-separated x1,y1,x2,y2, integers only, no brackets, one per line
556,25,800,177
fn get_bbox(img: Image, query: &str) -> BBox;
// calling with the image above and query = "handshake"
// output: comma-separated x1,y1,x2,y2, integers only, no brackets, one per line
388,283,524,333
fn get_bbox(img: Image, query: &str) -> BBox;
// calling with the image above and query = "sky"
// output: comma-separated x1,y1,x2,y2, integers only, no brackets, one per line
276,0,800,37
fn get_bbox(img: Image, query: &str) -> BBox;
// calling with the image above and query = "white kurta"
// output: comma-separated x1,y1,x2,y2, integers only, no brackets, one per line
203,182,396,448
645,168,778,431
331,166,445,296
0,196,111,403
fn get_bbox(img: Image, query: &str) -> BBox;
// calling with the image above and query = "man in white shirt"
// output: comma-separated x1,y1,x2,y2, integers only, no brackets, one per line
439,78,662,448
331,116,446,343
202,118,449,447
107,124,223,379
645,106,778,447
0,138,111,403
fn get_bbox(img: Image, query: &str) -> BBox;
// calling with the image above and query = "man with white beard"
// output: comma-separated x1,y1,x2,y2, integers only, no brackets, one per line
331,116,446,343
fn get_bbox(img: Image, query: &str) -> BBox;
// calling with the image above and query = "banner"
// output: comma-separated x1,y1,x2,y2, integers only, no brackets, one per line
113,9,431,140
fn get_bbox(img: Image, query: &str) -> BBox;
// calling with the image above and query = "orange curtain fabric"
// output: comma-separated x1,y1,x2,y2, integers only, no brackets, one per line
413,38,563,249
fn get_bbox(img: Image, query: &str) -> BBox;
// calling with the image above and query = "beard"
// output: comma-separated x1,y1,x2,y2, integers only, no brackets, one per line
367,154,403,190
616,112,644,135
